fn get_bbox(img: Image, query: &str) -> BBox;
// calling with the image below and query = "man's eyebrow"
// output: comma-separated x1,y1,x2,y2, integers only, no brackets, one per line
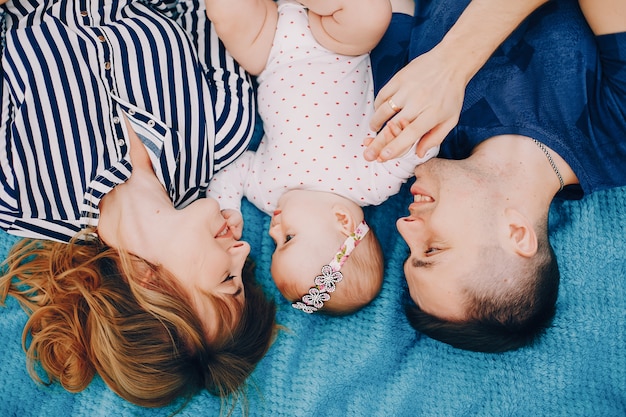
411,257,435,269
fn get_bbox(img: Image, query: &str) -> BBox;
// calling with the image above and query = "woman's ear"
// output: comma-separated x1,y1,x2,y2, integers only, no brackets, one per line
504,208,538,257
134,260,157,288
332,204,357,236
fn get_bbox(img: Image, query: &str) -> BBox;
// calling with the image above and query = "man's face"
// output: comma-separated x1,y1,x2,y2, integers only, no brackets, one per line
397,158,502,321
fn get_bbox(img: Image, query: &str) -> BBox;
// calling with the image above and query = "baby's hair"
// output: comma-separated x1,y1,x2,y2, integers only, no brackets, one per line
0,231,276,408
289,222,383,315
322,227,384,315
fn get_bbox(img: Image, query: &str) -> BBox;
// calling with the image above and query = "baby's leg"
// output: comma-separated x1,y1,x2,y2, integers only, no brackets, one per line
390,0,415,15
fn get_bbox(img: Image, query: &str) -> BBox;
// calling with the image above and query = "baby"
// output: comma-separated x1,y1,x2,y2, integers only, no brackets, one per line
206,0,437,314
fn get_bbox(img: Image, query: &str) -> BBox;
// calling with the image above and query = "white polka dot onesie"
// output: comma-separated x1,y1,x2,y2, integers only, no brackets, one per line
207,0,434,214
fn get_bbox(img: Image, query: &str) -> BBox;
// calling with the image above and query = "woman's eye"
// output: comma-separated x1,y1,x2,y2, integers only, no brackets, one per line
285,234,294,243
224,275,235,282
425,247,439,255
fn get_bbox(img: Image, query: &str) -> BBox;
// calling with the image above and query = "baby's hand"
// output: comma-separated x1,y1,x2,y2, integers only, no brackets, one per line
222,209,244,240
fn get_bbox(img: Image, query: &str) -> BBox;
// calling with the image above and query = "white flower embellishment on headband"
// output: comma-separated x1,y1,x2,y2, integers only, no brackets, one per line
315,265,343,292
292,221,369,313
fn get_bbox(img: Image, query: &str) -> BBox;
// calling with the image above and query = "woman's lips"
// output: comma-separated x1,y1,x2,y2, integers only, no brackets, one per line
215,222,231,239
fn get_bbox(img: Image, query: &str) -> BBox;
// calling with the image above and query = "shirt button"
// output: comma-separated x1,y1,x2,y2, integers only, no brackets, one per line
104,62,111,70
117,139,126,147
112,116,120,124
98,35,106,42
147,120,155,127
128,109,135,115
80,11,88,16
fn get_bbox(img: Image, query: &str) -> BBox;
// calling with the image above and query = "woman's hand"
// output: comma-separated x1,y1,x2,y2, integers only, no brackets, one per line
363,46,467,162
363,0,550,163
222,209,244,240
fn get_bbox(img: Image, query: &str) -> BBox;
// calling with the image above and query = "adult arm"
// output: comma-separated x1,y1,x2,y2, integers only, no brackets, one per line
363,0,548,162
579,0,626,35
301,0,392,56
203,0,277,75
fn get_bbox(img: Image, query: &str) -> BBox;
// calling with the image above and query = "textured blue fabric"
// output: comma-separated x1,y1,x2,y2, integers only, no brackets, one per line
1,181,625,416
1,0,625,415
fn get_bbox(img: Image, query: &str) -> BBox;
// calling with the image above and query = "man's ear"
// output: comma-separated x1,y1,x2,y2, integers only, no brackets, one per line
504,208,538,257
332,204,357,236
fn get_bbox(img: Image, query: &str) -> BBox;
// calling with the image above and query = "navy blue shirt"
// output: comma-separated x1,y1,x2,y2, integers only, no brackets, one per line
372,0,626,199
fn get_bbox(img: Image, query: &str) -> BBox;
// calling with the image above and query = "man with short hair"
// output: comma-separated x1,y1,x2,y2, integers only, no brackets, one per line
366,0,626,352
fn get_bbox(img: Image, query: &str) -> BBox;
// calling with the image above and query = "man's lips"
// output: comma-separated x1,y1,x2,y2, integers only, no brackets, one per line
410,184,434,203
407,184,434,216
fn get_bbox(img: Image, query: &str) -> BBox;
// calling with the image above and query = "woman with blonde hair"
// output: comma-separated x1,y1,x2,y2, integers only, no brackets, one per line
0,0,275,408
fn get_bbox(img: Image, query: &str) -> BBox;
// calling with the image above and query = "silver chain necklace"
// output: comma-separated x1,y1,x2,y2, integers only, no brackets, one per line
533,139,564,192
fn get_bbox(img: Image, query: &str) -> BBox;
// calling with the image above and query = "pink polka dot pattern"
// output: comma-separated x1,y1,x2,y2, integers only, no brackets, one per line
207,0,424,214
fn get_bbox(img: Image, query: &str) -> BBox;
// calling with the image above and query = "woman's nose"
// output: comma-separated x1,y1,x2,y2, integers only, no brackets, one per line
230,240,251,257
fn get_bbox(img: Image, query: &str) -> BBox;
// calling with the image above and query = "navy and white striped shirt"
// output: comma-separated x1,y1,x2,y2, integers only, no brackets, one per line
0,0,255,242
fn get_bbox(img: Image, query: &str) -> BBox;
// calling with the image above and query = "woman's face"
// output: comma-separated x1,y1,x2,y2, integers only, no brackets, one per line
160,198,249,339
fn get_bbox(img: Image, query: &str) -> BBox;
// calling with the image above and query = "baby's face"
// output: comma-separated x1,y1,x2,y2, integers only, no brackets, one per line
268,191,344,301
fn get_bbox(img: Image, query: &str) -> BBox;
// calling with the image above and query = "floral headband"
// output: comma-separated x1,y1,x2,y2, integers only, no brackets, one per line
292,221,370,313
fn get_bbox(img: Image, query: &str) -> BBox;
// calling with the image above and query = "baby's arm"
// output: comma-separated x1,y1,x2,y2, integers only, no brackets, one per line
300,0,392,56
207,157,247,239
206,151,255,213
204,0,278,75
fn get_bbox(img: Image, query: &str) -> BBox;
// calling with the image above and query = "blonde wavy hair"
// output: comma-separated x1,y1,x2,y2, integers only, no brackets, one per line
0,231,276,408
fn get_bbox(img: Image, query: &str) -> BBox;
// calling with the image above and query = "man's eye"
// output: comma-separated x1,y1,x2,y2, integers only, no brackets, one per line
224,275,235,282
285,234,294,243
425,247,439,255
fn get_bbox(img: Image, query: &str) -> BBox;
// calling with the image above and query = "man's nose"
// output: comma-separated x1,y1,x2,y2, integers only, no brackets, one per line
396,215,427,240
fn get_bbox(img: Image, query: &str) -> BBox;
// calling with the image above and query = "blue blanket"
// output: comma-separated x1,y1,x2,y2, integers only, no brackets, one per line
1,180,625,416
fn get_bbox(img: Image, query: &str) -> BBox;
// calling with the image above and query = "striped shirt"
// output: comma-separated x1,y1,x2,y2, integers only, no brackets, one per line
0,0,255,242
